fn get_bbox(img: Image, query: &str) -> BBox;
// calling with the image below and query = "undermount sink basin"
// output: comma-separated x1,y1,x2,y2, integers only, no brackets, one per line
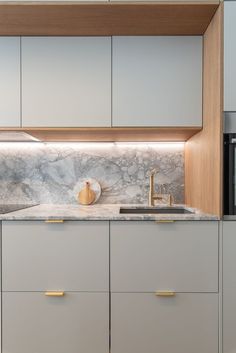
119,207,194,215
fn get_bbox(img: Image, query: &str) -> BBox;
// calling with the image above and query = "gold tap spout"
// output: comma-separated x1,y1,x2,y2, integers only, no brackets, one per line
148,170,174,207
149,169,163,207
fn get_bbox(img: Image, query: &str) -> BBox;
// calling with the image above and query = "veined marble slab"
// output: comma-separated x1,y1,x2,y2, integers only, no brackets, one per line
0,142,184,205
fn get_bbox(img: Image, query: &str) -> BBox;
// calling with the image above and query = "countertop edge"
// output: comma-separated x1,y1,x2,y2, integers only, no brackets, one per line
0,204,219,221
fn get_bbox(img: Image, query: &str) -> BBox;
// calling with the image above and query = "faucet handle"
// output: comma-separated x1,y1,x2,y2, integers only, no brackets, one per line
149,168,159,176
159,183,166,194
168,194,174,207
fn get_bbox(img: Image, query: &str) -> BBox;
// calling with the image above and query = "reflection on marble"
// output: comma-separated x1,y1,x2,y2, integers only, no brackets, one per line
0,142,184,205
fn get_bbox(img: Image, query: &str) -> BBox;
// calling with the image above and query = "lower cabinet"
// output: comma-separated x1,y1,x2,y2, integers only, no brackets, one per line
1,221,109,353
1,220,219,353
2,292,109,353
111,293,218,353
223,221,236,353
111,221,219,353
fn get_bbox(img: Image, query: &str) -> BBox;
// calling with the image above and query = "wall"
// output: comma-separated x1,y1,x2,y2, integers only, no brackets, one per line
0,142,184,205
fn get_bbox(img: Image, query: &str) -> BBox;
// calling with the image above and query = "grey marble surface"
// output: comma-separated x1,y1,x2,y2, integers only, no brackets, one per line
0,142,184,205
0,204,218,221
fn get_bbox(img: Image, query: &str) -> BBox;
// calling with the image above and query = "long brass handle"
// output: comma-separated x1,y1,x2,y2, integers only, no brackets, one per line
155,220,175,224
45,291,65,297
45,220,64,224
155,290,176,297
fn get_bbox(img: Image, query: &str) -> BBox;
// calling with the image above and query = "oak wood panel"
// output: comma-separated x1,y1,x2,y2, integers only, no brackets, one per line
0,127,201,142
0,2,219,36
185,3,223,217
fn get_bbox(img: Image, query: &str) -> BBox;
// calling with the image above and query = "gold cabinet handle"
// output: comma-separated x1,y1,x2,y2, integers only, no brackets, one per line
45,291,65,297
155,290,176,297
45,220,64,224
155,220,175,224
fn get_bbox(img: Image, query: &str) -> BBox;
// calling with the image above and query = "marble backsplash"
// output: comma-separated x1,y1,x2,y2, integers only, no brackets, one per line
0,142,184,205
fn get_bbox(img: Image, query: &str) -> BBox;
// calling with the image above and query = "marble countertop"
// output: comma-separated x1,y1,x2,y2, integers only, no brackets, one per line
0,204,219,221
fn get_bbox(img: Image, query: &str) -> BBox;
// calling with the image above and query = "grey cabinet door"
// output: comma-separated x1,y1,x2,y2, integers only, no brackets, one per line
223,221,236,353
111,293,218,353
112,36,202,127
0,37,20,127
224,2,236,111
2,221,109,291
22,37,111,127
111,221,218,292
3,292,109,353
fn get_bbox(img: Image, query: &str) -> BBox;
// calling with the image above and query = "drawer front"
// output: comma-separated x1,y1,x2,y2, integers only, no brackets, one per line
112,293,218,353
2,221,109,291
111,221,218,292
3,292,109,353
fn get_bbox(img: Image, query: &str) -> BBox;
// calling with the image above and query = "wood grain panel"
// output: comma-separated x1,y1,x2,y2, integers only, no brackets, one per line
185,3,223,217
0,127,201,142
0,2,219,36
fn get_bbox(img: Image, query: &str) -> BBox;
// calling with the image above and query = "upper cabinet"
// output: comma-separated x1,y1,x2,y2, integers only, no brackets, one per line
224,1,236,112
21,37,111,127
112,36,202,127
0,37,20,127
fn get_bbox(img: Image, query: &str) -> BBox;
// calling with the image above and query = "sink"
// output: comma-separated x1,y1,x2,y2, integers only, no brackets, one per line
119,207,194,214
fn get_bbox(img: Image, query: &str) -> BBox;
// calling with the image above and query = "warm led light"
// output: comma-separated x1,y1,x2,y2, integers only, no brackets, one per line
45,142,185,147
0,141,185,149
114,142,185,149
43,142,115,149
0,142,42,149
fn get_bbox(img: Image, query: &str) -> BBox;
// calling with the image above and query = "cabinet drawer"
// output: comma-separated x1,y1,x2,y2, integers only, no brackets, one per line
3,292,109,353
112,293,218,353
111,221,218,292
2,221,109,291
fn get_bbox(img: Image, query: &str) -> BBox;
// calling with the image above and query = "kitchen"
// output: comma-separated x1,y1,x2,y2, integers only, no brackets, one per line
0,1,233,353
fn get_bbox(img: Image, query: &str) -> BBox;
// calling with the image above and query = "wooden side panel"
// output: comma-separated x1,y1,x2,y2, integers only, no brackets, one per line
0,2,219,36
185,4,223,217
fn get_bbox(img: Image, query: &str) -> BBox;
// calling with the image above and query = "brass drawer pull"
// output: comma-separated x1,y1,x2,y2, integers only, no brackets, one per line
155,220,175,224
155,290,176,297
45,291,65,297
45,220,64,224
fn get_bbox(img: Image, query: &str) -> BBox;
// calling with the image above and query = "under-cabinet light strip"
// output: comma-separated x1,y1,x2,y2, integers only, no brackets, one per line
0,141,185,149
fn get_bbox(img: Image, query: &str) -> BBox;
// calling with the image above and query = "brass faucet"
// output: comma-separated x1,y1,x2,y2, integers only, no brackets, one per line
149,169,163,206
148,169,174,207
